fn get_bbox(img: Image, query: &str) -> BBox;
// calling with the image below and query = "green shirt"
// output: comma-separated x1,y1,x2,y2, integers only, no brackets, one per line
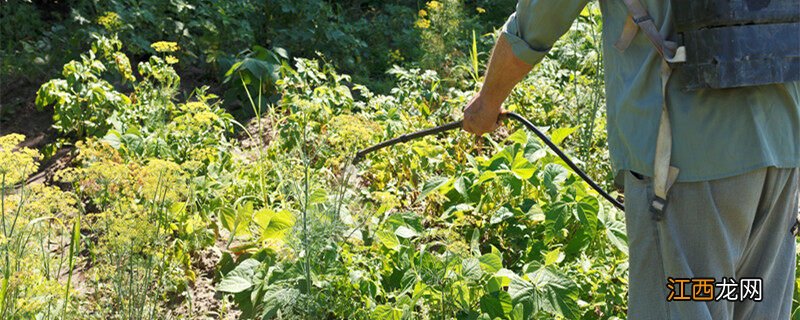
503,0,800,182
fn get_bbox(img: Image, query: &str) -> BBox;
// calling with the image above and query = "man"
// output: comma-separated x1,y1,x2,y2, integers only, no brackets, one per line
462,1,800,319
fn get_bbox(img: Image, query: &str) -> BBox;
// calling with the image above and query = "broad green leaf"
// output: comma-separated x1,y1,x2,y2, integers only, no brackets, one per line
510,303,525,320
477,171,497,184
399,269,417,295
273,47,289,59
419,176,450,200
411,141,440,158
394,226,418,239
454,176,470,199
412,281,430,301
443,203,475,218
308,188,328,205
527,204,546,222
526,267,580,319
605,220,629,254
576,196,600,233
101,130,122,148
486,276,503,293
507,271,533,301
490,207,514,225
377,230,401,251
372,305,403,320
511,153,535,180
169,202,186,215
544,248,564,266
494,268,518,288
217,258,260,293
546,201,571,237
549,127,577,146
479,253,503,273
505,129,528,146
216,276,251,294
565,230,592,255
488,147,514,168
253,208,295,241
260,287,301,319
541,163,568,198
462,258,483,281
480,291,513,319
220,203,252,238
452,282,475,310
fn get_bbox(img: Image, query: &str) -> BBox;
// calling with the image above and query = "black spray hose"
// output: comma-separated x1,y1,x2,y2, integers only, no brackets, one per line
353,111,625,211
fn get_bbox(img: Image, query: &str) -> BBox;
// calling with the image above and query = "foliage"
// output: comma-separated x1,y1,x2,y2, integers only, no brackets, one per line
0,136,79,319
2,0,510,107
200,50,630,318
0,135,40,186
34,35,134,139
2,1,798,319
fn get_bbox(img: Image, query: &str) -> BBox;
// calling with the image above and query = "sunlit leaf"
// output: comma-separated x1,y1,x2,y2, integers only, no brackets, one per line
541,163,568,198
605,220,629,254
217,258,260,293
577,196,600,233
505,129,528,146
394,226,418,239
490,206,514,225
373,305,403,320
254,208,295,242
477,171,497,184
377,230,401,251
462,258,483,281
544,248,564,266
479,253,503,273
549,127,577,146
511,153,535,180
419,176,450,200
221,202,252,238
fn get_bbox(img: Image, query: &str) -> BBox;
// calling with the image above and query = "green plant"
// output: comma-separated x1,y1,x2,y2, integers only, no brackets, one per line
35,34,134,139
0,134,80,319
222,45,288,118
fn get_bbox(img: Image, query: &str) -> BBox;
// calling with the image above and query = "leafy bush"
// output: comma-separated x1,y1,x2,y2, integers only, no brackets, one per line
202,53,629,318
34,35,134,139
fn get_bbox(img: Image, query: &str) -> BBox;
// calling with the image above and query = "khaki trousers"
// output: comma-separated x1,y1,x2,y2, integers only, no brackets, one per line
624,167,798,320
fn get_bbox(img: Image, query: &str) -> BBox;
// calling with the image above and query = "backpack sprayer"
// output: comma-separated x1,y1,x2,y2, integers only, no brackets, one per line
352,112,626,211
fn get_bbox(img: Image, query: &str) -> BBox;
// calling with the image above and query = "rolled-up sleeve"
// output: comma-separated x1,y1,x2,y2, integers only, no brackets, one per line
502,0,590,66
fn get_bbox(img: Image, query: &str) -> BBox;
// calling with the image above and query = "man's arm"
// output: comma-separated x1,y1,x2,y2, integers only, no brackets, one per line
462,35,532,136
463,0,590,136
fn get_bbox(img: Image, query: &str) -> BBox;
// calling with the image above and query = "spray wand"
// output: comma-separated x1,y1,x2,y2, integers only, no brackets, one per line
352,112,625,211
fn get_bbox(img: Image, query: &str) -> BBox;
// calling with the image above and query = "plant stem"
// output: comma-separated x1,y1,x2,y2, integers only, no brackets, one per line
63,216,80,319
301,113,312,299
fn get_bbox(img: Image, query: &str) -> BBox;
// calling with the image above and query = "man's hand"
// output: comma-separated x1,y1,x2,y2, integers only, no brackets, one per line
461,35,532,137
462,94,503,136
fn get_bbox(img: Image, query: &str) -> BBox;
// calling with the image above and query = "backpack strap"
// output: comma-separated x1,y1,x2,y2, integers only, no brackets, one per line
651,60,681,220
619,0,680,59
615,0,686,218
